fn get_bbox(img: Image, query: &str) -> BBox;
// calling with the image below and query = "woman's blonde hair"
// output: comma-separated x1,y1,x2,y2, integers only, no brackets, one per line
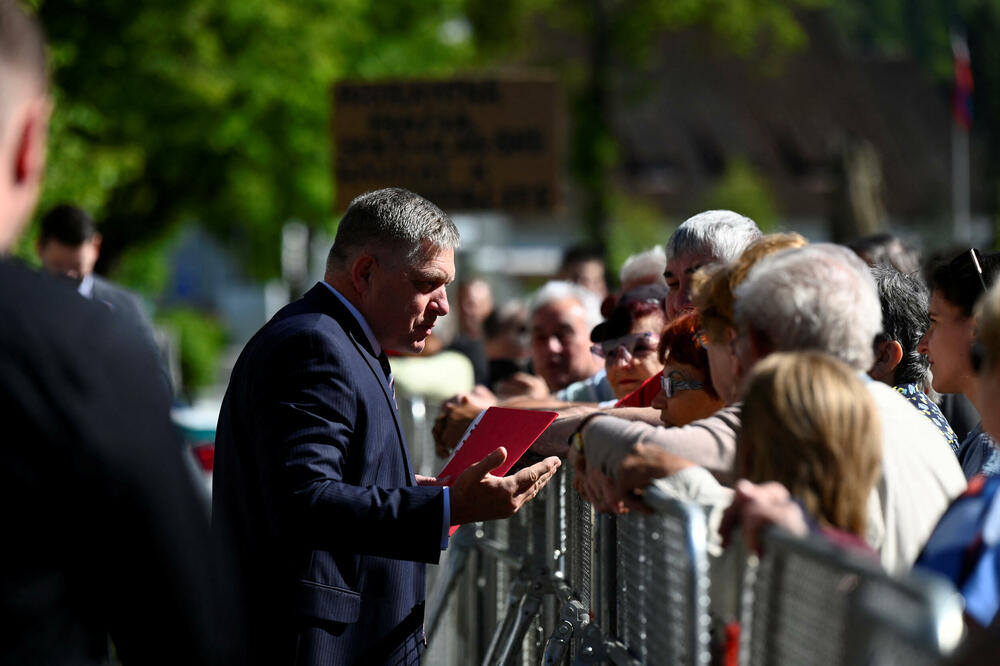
691,232,808,344
738,351,881,536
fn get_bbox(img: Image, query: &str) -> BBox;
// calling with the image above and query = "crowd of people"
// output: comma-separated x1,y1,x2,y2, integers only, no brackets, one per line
4,0,1000,663
433,215,1000,653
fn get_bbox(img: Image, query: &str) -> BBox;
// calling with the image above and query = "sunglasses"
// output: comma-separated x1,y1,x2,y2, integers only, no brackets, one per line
947,248,988,293
660,372,704,398
591,332,659,362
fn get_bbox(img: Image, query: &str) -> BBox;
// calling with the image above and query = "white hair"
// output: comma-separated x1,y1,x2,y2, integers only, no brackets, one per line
619,246,667,287
529,280,603,331
666,210,762,263
734,244,883,371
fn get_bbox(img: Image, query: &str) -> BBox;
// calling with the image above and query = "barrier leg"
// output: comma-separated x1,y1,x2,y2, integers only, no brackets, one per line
570,622,638,666
541,598,590,665
483,577,530,666
496,577,546,665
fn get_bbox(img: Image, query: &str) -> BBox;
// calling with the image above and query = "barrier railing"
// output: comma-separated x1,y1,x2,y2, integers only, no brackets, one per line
405,399,966,666
738,528,965,666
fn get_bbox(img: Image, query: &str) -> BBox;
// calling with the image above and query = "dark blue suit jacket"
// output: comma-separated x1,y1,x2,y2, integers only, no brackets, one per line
214,283,446,665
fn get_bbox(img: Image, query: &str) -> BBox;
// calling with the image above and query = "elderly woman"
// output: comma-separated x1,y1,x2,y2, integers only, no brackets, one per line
571,233,808,512
651,311,725,427
589,284,668,400
918,248,1000,478
644,351,880,534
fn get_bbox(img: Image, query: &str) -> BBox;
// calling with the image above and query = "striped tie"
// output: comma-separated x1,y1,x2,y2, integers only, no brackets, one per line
377,352,397,409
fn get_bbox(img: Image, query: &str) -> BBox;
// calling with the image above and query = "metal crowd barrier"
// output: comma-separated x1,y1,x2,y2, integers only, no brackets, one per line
424,465,710,666
400,397,967,665
738,528,965,666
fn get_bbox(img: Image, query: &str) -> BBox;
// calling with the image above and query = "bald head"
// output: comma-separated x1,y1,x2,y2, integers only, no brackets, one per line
0,0,48,252
0,0,46,119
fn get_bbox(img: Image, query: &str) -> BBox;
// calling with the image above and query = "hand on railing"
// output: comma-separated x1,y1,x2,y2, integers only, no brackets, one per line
571,439,697,514
718,480,808,554
569,443,626,513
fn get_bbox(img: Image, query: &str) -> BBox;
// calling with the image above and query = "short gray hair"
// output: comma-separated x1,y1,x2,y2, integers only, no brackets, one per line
619,246,667,286
326,187,460,271
529,280,603,331
666,210,761,263
734,244,882,371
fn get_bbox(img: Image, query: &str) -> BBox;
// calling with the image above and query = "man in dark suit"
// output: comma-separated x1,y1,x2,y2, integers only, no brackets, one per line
37,204,161,357
0,3,236,663
213,187,561,665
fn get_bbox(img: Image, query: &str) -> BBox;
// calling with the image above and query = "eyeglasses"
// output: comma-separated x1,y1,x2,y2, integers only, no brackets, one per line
947,248,989,293
660,371,704,398
591,332,659,363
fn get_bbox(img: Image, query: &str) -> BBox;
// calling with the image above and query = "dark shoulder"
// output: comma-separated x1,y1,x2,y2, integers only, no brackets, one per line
0,258,176,454
0,260,119,353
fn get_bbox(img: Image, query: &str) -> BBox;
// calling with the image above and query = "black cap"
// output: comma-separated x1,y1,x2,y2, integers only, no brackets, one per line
590,283,668,343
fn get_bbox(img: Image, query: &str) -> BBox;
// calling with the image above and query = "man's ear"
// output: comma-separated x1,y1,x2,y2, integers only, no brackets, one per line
869,339,903,384
91,232,103,257
350,253,377,295
746,327,772,367
14,98,49,188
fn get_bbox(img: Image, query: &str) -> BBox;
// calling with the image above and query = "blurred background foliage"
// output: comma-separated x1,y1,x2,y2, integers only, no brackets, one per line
14,0,1000,394
22,0,1000,278
157,307,227,399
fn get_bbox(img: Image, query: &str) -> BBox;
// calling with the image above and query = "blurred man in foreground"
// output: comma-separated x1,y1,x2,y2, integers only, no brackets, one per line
0,2,234,663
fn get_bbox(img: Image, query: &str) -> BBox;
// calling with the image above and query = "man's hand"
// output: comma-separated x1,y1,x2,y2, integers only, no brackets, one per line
495,372,551,400
582,466,627,514
719,480,808,554
614,444,693,505
449,447,561,525
415,474,449,487
433,389,497,458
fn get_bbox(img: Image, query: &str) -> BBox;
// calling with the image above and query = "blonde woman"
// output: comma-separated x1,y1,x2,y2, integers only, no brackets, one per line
647,351,881,554
735,351,882,539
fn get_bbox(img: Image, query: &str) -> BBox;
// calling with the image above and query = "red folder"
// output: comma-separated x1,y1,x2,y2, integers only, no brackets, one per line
438,406,558,535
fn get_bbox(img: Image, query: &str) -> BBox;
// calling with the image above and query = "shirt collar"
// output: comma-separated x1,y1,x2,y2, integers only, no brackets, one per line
78,273,95,298
320,280,381,356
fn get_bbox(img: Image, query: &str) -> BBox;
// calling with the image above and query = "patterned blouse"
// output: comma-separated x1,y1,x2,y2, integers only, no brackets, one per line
894,383,960,454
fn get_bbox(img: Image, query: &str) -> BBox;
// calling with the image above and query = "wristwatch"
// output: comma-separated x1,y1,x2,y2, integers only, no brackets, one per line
568,412,605,455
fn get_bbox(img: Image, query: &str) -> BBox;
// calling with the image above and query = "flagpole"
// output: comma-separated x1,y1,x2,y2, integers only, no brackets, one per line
953,116,971,244
951,30,973,244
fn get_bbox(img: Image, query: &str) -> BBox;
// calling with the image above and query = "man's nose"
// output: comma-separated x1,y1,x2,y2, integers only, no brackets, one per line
431,288,449,316
546,335,563,354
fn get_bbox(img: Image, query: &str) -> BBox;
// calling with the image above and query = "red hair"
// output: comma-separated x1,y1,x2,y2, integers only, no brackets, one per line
658,311,718,399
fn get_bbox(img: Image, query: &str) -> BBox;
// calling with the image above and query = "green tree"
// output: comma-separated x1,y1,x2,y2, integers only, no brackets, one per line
32,0,477,279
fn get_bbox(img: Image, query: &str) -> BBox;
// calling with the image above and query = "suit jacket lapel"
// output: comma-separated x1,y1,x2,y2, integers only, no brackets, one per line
302,283,414,481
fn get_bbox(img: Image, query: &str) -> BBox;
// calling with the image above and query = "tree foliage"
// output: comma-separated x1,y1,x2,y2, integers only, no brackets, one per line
31,0,476,278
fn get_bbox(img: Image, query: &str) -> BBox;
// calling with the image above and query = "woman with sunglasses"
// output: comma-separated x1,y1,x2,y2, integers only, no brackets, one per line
589,284,669,401
651,311,725,427
915,280,1000,636
918,248,1000,478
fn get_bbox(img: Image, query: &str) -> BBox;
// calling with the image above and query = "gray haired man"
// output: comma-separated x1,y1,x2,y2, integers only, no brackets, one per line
665,210,761,318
